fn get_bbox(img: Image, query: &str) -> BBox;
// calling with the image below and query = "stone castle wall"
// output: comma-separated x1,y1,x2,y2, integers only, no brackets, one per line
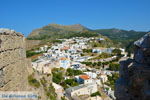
0,29,31,91
26,40,41,50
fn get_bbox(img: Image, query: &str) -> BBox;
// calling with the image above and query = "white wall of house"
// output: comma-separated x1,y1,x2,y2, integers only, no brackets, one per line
100,75,108,83
68,83,98,97
59,59,70,69
84,79,93,84
84,72,97,79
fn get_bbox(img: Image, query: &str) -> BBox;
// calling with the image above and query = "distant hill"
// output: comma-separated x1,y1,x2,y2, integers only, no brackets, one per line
27,24,148,52
95,28,147,52
27,24,98,40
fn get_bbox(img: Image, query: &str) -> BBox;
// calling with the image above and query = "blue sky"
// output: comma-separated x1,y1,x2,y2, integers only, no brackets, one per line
0,0,150,36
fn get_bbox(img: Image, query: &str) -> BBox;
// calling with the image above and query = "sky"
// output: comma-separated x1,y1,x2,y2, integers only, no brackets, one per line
0,0,150,37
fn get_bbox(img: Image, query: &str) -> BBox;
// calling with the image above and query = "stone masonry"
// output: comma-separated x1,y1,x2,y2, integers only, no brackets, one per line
0,28,30,91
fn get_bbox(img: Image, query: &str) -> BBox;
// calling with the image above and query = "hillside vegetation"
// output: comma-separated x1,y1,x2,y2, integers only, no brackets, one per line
95,28,147,52
27,24,147,52
27,24,98,41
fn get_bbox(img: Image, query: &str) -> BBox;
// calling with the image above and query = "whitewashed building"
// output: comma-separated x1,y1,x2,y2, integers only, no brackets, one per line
100,74,108,83
59,57,70,69
84,72,97,79
65,82,98,97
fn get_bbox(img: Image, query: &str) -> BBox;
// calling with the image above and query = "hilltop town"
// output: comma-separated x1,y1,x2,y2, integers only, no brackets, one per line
1,26,149,100
1,0,150,99
29,35,128,100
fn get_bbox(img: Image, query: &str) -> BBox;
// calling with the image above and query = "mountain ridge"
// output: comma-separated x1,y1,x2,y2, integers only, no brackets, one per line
27,23,148,52
28,23,90,39
95,28,147,52
28,24,147,39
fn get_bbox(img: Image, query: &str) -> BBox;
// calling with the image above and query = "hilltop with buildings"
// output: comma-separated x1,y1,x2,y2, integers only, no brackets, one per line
1,27,146,100
30,35,128,100
26,23,147,54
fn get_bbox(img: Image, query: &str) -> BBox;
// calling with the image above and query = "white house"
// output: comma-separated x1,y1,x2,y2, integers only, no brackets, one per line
59,57,70,69
65,82,98,98
40,45,48,52
100,74,108,83
92,48,114,54
84,72,97,79
76,75,93,84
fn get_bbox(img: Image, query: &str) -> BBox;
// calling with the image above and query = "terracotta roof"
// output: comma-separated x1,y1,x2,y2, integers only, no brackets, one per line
79,75,90,80
61,46,70,50
60,57,68,60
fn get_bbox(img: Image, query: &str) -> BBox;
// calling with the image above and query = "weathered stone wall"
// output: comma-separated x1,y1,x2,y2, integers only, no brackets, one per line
0,29,56,100
26,40,41,50
0,29,30,91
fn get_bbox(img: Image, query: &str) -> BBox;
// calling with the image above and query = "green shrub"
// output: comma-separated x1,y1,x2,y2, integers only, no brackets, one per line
52,68,65,84
26,50,44,58
66,68,83,76
91,91,101,97
64,79,79,87
105,73,119,90
28,74,40,88
61,96,67,100
108,63,120,71
83,49,92,53
47,83,57,100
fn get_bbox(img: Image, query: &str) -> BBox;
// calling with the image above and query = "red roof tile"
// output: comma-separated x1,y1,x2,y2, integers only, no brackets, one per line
79,75,90,80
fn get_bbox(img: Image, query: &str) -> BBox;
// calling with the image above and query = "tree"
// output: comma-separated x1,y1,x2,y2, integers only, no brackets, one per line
66,68,74,76
83,49,92,53
28,74,40,88
106,73,119,90
97,62,102,66
66,68,83,76
52,68,65,84
92,62,97,66
112,49,122,56
61,97,67,100
108,63,120,71
98,52,111,58
64,79,79,87
91,91,101,97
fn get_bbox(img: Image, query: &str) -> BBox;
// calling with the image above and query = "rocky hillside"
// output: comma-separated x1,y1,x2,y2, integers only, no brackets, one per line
95,29,146,40
27,23,98,40
27,24,148,52
95,29,147,52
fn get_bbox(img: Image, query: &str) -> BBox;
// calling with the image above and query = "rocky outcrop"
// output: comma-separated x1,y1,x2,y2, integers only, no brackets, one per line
115,33,150,100
0,28,31,91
